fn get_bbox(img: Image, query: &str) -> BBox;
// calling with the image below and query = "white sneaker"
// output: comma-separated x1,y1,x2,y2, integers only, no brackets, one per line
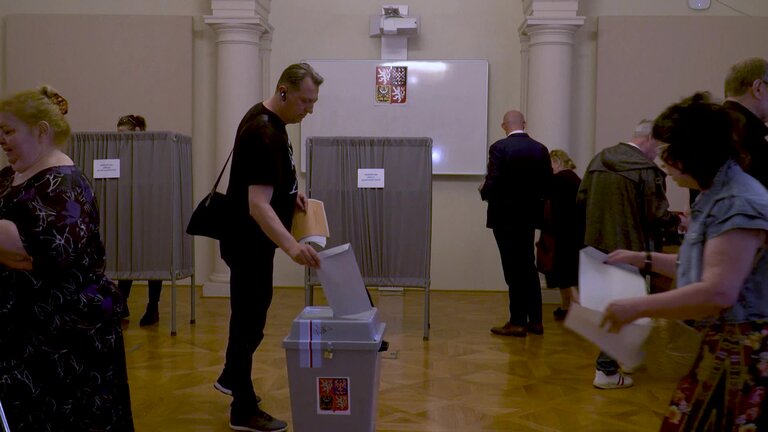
593,370,634,389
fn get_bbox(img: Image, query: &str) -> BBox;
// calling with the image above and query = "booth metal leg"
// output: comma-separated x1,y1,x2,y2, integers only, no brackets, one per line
190,274,196,324
171,276,177,336
423,286,430,341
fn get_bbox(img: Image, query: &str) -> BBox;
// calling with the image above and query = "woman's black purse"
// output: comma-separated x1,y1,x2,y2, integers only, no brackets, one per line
186,148,233,240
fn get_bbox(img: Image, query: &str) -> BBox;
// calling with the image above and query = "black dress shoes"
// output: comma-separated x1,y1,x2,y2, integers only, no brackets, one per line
490,322,527,337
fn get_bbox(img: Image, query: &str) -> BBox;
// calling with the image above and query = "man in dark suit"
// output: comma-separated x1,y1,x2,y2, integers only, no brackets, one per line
480,110,552,337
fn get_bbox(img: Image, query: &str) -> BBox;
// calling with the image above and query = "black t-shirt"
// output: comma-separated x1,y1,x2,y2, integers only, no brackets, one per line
223,103,298,250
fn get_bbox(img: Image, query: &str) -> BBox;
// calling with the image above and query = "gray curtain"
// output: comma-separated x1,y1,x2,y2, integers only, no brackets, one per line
306,137,432,288
67,131,194,280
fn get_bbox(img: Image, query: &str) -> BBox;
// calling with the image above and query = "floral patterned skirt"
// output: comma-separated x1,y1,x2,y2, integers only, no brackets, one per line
660,320,768,432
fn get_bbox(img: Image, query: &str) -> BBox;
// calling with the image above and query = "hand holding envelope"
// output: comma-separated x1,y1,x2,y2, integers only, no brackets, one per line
564,247,653,370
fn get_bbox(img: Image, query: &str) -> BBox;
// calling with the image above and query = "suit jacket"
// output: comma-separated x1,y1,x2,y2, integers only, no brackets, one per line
480,132,552,228
724,100,768,188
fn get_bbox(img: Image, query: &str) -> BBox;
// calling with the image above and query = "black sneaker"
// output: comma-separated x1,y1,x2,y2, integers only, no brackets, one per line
215,375,261,403
553,307,568,321
119,303,130,319
139,303,159,326
230,408,288,432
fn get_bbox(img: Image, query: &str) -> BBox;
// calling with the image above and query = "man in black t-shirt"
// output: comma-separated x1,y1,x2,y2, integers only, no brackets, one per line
215,63,323,432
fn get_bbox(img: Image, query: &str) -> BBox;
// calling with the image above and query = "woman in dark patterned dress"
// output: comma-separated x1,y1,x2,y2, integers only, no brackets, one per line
536,149,581,321
0,86,134,431
601,93,768,431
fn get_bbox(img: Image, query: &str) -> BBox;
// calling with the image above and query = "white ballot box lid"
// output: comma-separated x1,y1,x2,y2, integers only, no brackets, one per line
284,306,385,351
315,243,374,318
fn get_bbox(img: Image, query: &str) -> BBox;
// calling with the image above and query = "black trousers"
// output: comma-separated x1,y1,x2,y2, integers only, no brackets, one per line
221,246,276,416
492,224,542,326
117,279,162,303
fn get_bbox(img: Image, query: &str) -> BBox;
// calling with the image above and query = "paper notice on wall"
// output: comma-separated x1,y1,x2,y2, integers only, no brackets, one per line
93,159,120,179
357,169,384,188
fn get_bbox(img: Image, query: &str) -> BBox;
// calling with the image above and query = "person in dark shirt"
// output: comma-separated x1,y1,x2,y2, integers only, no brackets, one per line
213,63,323,432
115,114,163,327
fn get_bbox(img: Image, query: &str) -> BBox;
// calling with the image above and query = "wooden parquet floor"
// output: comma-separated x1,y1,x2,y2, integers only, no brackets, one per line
123,286,696,431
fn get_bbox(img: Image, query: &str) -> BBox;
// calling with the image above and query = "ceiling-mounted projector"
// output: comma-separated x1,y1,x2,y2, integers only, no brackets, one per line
369,15,420,37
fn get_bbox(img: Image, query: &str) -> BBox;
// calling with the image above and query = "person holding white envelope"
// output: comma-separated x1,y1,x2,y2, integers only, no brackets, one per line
602,92,768,432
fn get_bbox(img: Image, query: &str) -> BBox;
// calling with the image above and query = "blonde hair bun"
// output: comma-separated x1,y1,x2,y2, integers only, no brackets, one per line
39,85,69,115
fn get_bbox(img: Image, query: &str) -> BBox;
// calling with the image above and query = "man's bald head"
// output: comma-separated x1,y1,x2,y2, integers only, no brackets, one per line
502,110,526,134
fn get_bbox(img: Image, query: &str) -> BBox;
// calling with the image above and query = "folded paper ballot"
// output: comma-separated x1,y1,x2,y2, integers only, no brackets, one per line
315,243,373,317
291,198,330,247
565,247,653,368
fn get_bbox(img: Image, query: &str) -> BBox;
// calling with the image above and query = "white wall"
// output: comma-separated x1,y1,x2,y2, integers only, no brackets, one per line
266,0,520,290
2,0,768,291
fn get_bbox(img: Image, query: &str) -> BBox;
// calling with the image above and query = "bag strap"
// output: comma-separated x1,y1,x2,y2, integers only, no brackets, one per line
206,147,234,204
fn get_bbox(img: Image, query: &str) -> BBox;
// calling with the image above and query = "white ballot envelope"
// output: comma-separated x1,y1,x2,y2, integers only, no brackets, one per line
566,247,653,368
315,243,373,318
579,246,648,311
565,303,653,370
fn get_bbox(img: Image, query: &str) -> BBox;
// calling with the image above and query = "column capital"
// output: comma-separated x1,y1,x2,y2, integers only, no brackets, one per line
205,0,274,38
521,23,583,47
205,21,270,45
522,0,580,18
260,31,273,49
209,0,271,18
519,0,584,36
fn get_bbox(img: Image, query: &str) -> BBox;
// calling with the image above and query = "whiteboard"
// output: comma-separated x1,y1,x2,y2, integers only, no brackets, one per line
301,60,488,175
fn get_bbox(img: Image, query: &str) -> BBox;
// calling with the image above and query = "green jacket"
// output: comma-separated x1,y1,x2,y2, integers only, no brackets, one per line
576,142,678,252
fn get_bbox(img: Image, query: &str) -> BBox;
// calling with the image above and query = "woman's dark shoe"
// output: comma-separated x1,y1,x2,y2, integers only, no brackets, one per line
553,307,568,321
119,304,130,319
139,303,159,326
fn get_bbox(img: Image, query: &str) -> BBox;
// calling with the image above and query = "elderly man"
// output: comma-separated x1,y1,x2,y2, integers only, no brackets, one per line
577,119,680,389
723,57,768,187
481,110,552,337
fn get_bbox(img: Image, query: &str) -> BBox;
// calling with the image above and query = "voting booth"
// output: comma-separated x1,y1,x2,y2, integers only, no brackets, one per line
283,244,386,432
67,131,195,335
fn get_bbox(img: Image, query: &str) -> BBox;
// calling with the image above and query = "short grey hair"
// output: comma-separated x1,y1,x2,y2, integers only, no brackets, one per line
632,119,654,138
724,57,768,98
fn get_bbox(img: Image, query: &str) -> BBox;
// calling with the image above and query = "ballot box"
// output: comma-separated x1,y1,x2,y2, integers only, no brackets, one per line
283,244,386,432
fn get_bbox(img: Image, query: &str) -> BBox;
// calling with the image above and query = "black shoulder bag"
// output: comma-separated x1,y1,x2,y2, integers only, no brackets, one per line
185,148,234,240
